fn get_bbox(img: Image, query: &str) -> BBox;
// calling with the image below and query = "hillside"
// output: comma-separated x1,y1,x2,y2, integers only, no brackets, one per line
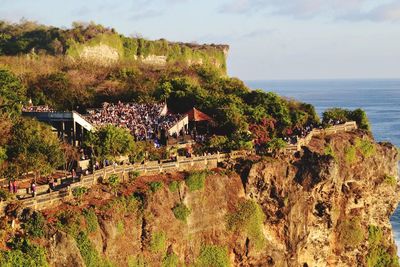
0,20,228,70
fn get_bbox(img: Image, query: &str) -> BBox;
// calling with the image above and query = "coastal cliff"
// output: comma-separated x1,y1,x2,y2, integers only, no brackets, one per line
31,130,398,267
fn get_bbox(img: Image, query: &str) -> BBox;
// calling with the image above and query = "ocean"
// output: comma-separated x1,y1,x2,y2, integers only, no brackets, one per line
246,79,400,252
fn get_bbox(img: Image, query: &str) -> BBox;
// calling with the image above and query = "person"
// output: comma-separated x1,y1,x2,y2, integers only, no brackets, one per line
71,169,76,180
12,180,17,193
31,181,36,197
49,177,55,191
8,180,13,194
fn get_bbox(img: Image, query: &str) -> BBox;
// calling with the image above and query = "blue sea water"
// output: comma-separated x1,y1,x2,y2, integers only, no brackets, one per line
246,79,400,251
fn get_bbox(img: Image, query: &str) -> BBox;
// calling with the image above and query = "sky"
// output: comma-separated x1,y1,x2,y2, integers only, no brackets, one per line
1,0,400,80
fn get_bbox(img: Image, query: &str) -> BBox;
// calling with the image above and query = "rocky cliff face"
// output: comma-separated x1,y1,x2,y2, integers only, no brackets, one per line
44,130,399,266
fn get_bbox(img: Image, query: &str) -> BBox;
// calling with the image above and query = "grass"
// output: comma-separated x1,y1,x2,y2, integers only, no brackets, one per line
226,200,266,250
383,174,397,187
185,171,207,192
127,255,146,267
168,181,179,193
337,217,365,248
116,221,125,235
355,138,376,158
83,208,99,233
75,231,104,267
128,171,140,182
324,144,337,161
148,181,163,193
344,145,356,164
196,245,230,267
150,231,167,253
172,203,191,222
162,252,179,267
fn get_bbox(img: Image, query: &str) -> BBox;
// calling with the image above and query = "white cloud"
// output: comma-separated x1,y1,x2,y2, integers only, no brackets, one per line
219,0,400,22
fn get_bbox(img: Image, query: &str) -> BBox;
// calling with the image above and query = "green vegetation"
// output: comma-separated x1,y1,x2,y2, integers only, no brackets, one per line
0,238,48,267
324,144,337,161
128,171,140,182
322,107,370,130
85,125,135,160
337,217,365,248
265,137,287,154
116,221,125,235
185,171,207,192
366,225,399,267
150,231,167,253
227,200,266,250
108,174,120,188
24,211,45,238
162,252,179,267
172,203,191,222
344,145,356,164
83,208,99,233
355,138,376,158
72,186,88,199
196,245,230,267
0,188,12,201
148,181,163,193
6,117,64,177
383,175,397,187
76,231,108,267
127,255,146,267
168,181,180,193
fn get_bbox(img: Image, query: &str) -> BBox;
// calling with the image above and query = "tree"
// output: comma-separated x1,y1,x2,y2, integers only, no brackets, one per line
7,118,64,178
0,69,26,117
84,125,135,160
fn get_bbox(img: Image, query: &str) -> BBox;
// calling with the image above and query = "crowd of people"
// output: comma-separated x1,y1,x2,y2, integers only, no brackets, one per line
86,102,184,140
22,105,55,112
283,119,347,145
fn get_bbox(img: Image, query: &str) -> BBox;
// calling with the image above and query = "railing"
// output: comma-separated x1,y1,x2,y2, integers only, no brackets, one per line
0,122,358,212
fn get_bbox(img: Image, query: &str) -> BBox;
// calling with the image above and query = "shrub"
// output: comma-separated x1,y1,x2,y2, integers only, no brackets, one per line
0,238,48,267
344,145,356,164
55,210,82,238
324,144,336,160
150,231,167,253
0,189,12,202
366,225,399,267
24,211,45,237
128,171,140,182
355,138,376,158
108,174,120,188
185,171,207,192
337,217,365,248
162,252,179,267
168,181,179,193
196,245,230,267
227,200,266,250
383,175,397,187
148,181,163,193
172,203,191,222
83,208,99,233
72,186,88,199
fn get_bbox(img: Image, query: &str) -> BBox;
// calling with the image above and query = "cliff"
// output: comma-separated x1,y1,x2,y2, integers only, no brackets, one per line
11,130,395,267
0,21,229,70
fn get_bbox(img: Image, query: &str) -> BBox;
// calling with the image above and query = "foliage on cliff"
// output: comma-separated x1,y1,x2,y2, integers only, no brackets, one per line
0,20,227,70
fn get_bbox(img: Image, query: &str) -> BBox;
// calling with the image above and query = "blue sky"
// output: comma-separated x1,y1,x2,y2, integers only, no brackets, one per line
1,0,400,80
